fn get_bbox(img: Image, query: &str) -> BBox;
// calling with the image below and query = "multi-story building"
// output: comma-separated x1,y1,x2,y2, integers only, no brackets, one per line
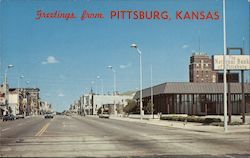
40,101,53,114
0,83,9,116
8,89,19,116
25,88,40,115
189,53,217,83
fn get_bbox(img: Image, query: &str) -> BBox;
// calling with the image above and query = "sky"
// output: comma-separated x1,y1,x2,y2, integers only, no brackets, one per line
0,0,249,112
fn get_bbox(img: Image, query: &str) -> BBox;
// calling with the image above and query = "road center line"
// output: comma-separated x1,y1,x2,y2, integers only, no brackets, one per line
35,122,50,136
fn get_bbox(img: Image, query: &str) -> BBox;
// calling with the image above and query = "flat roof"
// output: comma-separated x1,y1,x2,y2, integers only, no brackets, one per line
134,82,250,99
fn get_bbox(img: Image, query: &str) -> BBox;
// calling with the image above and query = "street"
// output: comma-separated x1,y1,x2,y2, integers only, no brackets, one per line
0,115,250,157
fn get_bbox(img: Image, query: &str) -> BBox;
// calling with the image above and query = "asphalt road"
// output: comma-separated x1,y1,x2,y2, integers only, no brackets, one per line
0,115,249,157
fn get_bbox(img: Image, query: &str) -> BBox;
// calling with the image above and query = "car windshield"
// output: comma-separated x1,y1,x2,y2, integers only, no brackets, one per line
1,0,250,158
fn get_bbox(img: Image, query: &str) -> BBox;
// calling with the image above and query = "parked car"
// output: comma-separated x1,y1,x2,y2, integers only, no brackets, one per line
16,114,25,119
44,112,54,119
3,114,15,121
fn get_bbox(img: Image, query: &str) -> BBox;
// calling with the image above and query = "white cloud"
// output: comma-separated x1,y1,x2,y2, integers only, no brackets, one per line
42,56,59,64
120,63,132,69
182,44,190,49
58,93,65,97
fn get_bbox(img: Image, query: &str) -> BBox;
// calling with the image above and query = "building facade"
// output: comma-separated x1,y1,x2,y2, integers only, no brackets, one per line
189,53,217,83
76,93,135,115
134,82,250,116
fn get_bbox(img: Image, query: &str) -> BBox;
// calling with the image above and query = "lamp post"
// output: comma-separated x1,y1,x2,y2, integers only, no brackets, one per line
150,65,154,119
24,80,30,116
130,43,143,120
222,0,228,132
107,65,117,115
4,64,14,114
97,75,104,95
18,74,24,114
91,81,95,94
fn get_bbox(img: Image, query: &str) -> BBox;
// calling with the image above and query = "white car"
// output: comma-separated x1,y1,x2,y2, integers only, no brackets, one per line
44,113,54,119
99,112,110,119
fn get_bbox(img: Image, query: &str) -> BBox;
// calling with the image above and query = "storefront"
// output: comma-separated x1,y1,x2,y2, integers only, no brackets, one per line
134,82,250,115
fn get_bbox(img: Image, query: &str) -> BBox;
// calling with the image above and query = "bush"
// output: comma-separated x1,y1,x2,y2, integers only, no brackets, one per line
160,116,221,124
229,122,244,125
203,118,221,124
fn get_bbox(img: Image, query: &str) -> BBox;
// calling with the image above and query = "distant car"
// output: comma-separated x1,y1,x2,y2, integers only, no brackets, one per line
3,114,15,121
16,114,25,119
99,112,110,119
44,113,54,119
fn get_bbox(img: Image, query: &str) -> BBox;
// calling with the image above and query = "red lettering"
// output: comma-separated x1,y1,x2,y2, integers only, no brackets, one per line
183,11,190,19
35,10,42,20
161,11,168,19
200,11,205,20
214,11,219,20
154,11,160,19
134,11,138,19
206,11,213,20
176,11,182,20
110,11,116,19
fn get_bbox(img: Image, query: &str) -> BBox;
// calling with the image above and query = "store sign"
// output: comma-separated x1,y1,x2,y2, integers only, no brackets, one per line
213,55,250,70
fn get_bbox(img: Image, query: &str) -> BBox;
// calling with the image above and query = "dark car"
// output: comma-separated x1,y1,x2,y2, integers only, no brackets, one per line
3,114,15,121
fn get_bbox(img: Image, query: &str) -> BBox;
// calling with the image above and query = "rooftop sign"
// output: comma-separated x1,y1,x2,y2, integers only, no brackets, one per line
213,55,250,70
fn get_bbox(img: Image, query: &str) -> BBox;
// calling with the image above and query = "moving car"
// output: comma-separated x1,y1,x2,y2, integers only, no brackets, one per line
44,112,54,119
2,114,15,121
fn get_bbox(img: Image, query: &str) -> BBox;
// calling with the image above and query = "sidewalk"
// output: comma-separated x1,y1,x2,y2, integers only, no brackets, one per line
109,116,250,134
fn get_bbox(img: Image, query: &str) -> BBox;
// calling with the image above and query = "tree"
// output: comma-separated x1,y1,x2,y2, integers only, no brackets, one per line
116,104,124,114
144,101,154,114
123,99,137,114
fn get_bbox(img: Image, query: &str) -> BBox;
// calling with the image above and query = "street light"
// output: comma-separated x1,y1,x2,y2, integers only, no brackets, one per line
222,0,228,132
130,43,143,120
4,64,14,114
91,81,95,93
97,75,104,95
107,65,117,115
18,74,24,114
5,64,14,83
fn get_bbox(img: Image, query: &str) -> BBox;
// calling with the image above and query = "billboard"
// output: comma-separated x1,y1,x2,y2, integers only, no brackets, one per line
213,55,250,70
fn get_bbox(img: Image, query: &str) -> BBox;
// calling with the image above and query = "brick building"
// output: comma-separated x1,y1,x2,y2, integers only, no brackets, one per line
189,53,217,83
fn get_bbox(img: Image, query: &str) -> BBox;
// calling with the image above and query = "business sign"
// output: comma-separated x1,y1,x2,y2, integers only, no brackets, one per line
213,55,250,70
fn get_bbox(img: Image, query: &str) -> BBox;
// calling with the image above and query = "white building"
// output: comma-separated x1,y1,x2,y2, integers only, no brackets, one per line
8,93,19,116
81,92,135,115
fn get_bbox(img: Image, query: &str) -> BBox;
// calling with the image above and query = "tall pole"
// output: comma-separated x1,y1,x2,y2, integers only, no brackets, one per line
151,65,154,118
108,66,117,115
137,48,143,120
18,75,24,115
223,0,228,132
113,69,117,115
4,65,14,114
97,76,104,95
131,44,143,120
101,79,104,95
4,69,8,113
